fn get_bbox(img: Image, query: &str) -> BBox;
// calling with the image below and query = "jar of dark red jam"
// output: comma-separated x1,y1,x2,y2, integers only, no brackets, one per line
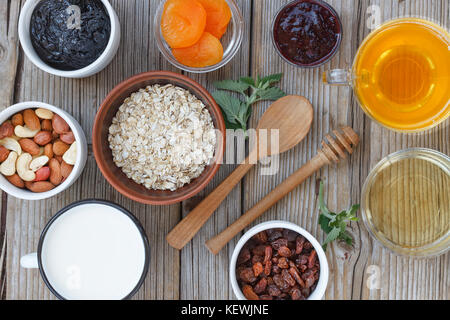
272,0,342,68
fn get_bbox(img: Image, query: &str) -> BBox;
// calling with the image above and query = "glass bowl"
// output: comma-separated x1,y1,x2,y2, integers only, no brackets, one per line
361,148,449,258
271,0,342,68
154,0,244,73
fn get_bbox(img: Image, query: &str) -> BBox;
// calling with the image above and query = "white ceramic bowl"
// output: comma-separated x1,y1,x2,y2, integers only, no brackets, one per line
18,0,121,78
230,221,329,300
0,102,88,200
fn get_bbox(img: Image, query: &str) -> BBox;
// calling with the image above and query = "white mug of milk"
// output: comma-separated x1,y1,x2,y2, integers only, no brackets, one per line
20,200,150,300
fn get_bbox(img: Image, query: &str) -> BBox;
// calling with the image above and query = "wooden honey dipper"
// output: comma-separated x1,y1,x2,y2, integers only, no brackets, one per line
205,126,360,255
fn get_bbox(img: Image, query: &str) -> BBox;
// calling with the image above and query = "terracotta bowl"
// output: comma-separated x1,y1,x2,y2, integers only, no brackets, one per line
93,71,225,205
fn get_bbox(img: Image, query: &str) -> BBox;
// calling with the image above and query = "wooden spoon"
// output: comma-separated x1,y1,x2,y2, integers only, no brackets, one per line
167,95,314,250
205,127,360,254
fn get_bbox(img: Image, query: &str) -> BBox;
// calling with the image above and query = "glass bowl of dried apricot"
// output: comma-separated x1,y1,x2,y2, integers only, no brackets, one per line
155,0,244,73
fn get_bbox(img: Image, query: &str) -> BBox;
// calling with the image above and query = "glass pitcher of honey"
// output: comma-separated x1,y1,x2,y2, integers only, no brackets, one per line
323,18,449,132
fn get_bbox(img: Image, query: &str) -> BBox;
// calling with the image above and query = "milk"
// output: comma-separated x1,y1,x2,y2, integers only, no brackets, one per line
40,203,146,300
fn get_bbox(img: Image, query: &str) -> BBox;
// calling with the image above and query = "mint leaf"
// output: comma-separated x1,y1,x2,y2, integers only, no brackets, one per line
255,87,286,101
214,80,250,94
212,74,285,132
260,73,283,86
317,181,360,251
240,77,255,87
318,214,332,234
212,91,245,127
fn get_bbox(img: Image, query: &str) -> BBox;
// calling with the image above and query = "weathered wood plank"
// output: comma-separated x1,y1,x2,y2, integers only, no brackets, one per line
245,0,449,301
5,0,180,300
0,0,23,300
179,0,253,300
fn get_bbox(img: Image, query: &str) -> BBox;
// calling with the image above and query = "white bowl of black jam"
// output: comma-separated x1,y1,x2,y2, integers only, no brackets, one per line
271,0,342,68
18,0,120,78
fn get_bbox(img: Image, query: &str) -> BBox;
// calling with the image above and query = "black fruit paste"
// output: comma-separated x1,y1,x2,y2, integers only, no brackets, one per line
30,0,111,71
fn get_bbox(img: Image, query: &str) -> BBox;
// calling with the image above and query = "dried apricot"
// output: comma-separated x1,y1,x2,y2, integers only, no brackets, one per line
161,0,206,48
172,32,223,67
197,0,231,39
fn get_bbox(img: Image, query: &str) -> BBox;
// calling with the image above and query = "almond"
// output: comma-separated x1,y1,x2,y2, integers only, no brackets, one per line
25,181,55,193
23,109,41,131
0,145,10,162
53,140,69,156
61,160,73,179
44,143,54,159
55,155,63,163
41,119,53,131
0,122,14,139
52,114,69,134
49,158,62,185
33,131,52,146
35,166,51,181
11,113,24,127
60,131,75,144
19,139,40,156
6,174,25,188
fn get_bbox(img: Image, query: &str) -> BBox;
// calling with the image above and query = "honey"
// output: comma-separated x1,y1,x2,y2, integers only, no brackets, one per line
353,19,449,131
362,149,450,257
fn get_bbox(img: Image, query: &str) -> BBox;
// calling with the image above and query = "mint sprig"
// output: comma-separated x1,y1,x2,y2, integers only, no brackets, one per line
318,181,359,251
212,74,286,132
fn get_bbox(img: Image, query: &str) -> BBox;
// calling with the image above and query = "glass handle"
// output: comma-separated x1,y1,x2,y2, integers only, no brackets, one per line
322,69,352,86
20,253,38,269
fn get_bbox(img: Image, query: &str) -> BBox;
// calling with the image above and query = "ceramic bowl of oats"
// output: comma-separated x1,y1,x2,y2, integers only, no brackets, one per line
93,71,225,205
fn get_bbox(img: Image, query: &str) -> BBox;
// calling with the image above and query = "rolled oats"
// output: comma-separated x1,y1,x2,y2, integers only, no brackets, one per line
108,84,216,191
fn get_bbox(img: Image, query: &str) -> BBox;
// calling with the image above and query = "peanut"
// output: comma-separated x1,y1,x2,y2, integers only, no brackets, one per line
17,153,36,182
52,114,69,134
49,158,62,185
33,131,52,146
19,138,40,156
6,174,25,188
60,131,75,145
11,113,24,127
25,181,55,193
0,151,18,176
35,166,51,181
35,108,54,120
23,109,41,131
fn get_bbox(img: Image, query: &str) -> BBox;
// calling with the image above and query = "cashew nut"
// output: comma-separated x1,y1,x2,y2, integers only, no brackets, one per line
14,125,39,138
16,153,36,182
0,151,18,176
62,141,77,165
0,137,22,155
29,155,49,172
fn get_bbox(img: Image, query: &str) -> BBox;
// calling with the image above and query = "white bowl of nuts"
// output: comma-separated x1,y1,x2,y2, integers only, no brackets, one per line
0,102,87,200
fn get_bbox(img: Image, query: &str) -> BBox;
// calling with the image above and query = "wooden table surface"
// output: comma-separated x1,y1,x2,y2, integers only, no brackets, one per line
0,0,448,300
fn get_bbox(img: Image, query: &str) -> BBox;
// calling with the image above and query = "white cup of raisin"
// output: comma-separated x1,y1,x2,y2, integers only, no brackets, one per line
230,221,329,300
0,102,87,200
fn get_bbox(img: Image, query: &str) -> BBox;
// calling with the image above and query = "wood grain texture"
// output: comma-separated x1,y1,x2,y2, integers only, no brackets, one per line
1,0,449,300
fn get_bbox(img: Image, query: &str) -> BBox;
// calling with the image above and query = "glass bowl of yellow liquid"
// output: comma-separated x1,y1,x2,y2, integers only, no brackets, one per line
361,148,449,257
324,18,449,132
